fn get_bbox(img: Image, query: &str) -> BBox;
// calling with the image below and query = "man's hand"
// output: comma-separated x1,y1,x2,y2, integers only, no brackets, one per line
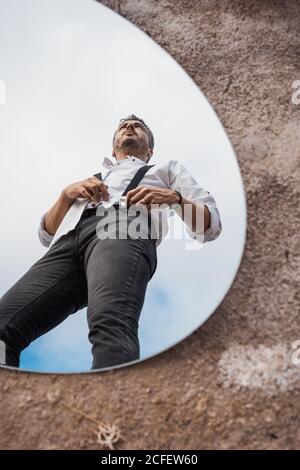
63,177,110,204
126,185,180,209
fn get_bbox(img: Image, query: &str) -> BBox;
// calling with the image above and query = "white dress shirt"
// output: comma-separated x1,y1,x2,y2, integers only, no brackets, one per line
38,155,222,249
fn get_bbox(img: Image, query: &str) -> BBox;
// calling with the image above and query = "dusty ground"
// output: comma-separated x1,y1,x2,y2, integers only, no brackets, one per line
0,0,299,450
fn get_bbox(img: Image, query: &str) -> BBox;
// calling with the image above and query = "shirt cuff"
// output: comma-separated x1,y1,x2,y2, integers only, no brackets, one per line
185,204,222,243
38,212,54,247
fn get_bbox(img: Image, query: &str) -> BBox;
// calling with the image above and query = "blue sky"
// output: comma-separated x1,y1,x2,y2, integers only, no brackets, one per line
0,0,246,373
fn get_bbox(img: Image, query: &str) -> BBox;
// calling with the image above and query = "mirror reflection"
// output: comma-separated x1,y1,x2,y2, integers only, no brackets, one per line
0,0,246,373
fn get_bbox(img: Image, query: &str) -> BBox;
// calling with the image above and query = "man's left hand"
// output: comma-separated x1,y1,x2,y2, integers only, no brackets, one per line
126,186,180,210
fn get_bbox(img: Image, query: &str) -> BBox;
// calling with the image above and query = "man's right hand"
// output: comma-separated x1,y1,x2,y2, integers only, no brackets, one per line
63,177,110,204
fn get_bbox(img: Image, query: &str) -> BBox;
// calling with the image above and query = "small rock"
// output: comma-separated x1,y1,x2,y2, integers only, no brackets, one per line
195,397,208,415
46,388,61,404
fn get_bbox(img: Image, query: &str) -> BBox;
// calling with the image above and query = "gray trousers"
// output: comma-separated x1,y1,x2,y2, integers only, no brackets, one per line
0,205,157,370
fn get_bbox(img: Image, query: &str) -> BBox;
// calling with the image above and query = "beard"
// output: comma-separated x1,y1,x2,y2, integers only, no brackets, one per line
121,136,139,150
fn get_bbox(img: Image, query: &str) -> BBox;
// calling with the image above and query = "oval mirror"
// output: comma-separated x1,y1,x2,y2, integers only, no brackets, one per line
0,0,246,373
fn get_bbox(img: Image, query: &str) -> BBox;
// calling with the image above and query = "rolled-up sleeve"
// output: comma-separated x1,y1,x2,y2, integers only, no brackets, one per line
38,212,54,248
168,160,222,243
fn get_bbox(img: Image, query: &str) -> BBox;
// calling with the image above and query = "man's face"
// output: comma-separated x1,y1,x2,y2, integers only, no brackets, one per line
112,120,152,160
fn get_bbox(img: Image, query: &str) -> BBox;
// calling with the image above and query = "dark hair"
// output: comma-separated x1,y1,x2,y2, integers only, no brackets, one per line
113,114,154,150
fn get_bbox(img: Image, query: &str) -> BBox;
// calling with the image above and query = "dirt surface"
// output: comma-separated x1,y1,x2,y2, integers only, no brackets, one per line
0,0,299,450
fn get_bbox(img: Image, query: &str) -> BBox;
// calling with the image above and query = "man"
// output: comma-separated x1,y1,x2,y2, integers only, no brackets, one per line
0,114,222,370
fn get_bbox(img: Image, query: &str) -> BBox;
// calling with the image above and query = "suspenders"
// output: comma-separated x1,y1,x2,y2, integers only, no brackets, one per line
121,164,155,196
93,164,155,199
92,164,157,239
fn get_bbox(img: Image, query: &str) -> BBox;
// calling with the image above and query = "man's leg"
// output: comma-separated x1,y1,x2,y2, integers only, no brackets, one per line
83,236,157,370
0,232,87,367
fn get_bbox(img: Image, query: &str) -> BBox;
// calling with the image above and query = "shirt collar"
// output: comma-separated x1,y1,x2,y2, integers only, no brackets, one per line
102,155,146,168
